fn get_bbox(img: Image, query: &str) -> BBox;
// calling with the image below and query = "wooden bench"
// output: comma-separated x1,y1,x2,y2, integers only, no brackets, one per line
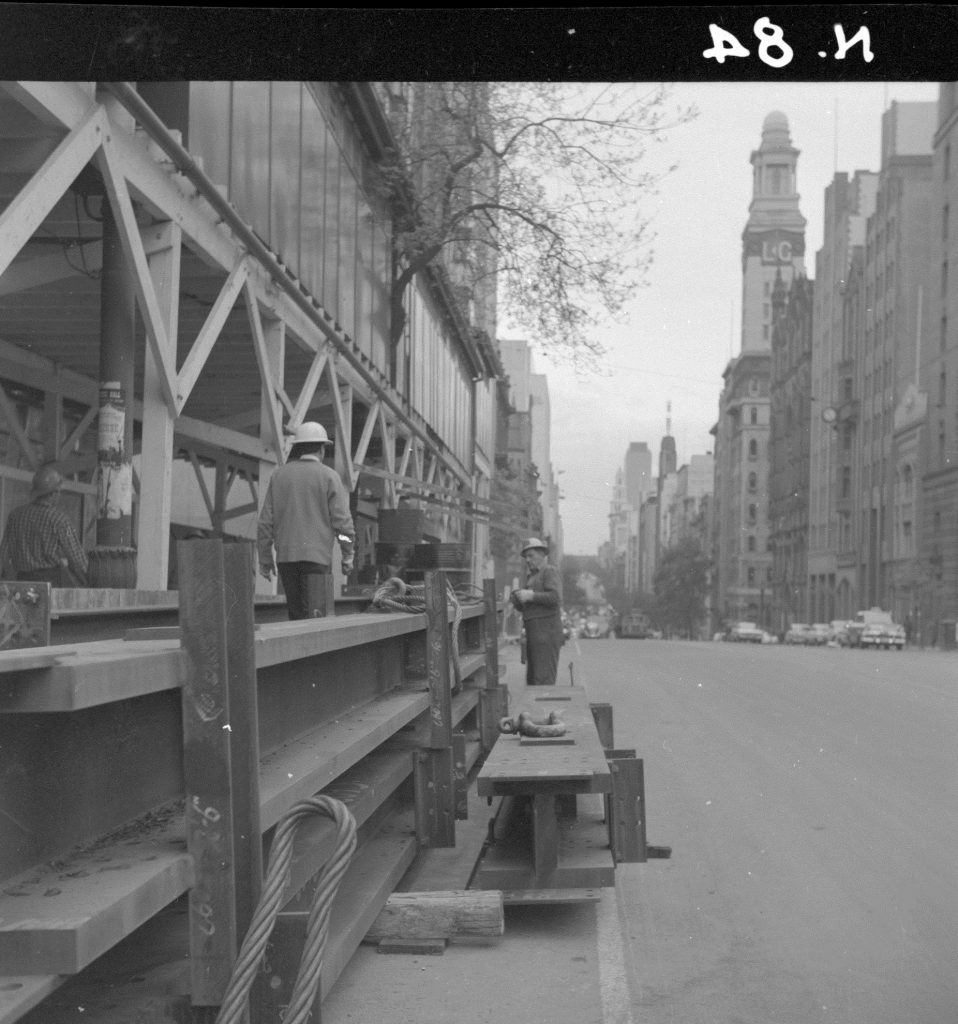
473,685,616,893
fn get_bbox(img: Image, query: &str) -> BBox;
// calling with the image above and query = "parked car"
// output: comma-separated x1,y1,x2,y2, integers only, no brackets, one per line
760,630,779,644
861,620,906,650
784,623,812,645
728,621,764,643
582,615,611,639
846,607,894,648
617,610,651,639
807,623,831,646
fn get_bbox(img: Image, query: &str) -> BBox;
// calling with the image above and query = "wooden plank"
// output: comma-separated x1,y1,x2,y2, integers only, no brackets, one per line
500,888,601,905
377,938,446,955
590,702,614,749
476,686,612,796
258,689,431,828
177,539,238,1006
365,890,504,940
609,757,647,864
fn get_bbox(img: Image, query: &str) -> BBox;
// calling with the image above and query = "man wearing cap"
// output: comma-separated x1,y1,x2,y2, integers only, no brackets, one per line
510,537,563,686
257,422,356,619
0,465,88,586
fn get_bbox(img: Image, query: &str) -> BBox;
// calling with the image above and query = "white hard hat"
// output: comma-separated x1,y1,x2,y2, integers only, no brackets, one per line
520,537,548,555
290,421,331,445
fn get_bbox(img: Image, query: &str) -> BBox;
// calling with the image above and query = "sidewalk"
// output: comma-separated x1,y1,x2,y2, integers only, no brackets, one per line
320,635,627,1024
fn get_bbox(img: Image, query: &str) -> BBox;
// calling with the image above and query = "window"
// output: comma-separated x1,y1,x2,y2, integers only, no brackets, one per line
750,407,758,425
748,503,758,523
941,371,947,407
747,567,756,586
748,535,756,552
943,260,949,299
944,204,950,241
946,143,951,181
748,472,758,491
768,164,788,195
841,466,851,498
748,439,758,458
942,315,948,352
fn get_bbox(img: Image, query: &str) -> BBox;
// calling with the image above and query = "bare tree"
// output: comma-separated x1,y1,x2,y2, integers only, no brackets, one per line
377,82,697,368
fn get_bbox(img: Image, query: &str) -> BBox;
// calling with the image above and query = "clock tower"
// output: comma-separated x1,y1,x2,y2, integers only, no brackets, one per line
741,111,806,353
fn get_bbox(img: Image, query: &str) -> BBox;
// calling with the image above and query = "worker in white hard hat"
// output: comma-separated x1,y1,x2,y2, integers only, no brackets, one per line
510,537,563,685
0,464,88,586
257,422,356,619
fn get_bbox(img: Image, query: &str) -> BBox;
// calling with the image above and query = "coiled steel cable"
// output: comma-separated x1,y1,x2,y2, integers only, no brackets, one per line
372,576,478,685
214,796,357,1024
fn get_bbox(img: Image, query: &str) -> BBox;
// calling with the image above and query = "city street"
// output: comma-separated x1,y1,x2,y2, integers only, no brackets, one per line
578,636,958,1024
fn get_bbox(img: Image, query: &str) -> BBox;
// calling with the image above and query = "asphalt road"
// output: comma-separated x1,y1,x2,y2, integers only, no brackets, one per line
576,636,958,1024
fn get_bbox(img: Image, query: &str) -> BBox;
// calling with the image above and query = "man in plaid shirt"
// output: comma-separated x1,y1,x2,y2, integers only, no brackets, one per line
0,465,88,587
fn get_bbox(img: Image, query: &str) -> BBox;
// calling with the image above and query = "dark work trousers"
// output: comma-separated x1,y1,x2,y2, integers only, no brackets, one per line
524,615,563,686
278,561,331,620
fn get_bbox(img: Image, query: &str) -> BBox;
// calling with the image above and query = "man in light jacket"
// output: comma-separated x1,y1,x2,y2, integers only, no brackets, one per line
257,422,355,619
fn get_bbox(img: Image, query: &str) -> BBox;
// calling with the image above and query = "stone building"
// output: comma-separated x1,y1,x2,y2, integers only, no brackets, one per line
712,111,806,629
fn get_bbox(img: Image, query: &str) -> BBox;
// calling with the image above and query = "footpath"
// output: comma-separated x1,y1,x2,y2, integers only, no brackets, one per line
320,637,636,1024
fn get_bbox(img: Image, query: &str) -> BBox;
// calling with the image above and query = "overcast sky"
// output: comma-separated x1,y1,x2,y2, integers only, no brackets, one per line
527,80,941,554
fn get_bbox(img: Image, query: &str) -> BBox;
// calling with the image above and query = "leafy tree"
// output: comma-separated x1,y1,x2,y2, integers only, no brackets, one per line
653,537,711,638
378,82,696,367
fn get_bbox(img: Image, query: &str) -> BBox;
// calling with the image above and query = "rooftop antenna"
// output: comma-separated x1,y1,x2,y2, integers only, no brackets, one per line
666,400,672,436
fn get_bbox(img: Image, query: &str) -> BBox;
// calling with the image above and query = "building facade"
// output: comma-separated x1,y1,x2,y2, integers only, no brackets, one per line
852,102,935,622
713,111,806,629
809,170,878,622
769,272,813,629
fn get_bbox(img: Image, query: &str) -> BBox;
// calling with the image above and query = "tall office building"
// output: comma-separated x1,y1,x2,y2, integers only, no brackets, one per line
712,112,806,628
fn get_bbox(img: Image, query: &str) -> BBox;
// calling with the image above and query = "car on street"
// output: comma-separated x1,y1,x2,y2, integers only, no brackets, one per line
861,620,906,650
807,623,831,646
846,607,895,647
785,623,812,645
728,621,764,643
582,614,611,639
617,609,652,639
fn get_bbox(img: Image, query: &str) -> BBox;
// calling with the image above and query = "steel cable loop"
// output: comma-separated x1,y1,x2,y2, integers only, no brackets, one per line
372,577,473,685
214,796,357,1024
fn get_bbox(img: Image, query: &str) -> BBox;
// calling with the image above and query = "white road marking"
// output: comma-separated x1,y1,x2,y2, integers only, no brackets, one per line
596,889,636,1024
